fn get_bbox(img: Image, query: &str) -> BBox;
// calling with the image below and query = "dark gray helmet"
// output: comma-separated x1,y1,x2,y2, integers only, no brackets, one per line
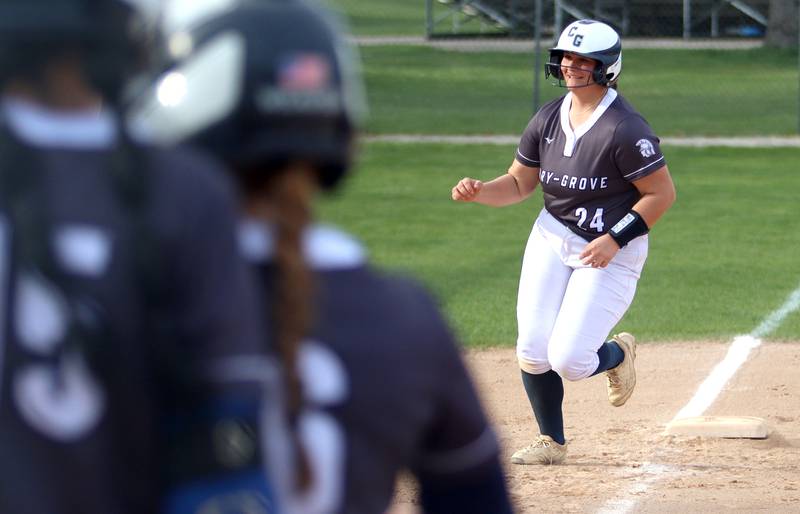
0,0,158,104
134,0,366,190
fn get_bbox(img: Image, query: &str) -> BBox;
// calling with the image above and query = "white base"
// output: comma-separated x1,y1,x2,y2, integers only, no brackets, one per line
664,416,768,439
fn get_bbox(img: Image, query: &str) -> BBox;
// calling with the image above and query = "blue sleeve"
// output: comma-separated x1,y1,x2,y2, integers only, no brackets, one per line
161,398,276,514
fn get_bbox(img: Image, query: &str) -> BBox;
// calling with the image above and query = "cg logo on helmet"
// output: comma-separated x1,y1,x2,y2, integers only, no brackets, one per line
567,26,584,46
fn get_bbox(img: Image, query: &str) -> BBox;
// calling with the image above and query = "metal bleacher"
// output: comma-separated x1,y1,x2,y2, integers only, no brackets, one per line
425,0,769,39
425,0,629,36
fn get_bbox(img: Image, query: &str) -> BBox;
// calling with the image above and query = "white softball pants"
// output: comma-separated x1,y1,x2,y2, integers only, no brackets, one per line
516,209,648,381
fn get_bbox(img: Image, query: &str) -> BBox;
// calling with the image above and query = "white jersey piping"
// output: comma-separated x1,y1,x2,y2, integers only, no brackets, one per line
559,88,618,157
515,148,539,165
622,155,665,179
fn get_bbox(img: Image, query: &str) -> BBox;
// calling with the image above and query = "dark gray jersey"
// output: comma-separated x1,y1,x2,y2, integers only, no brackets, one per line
241,223,504,514
516,90,665,241
0,104,266,514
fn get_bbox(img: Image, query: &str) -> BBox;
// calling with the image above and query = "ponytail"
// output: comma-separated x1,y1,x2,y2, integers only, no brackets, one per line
270,169,316,491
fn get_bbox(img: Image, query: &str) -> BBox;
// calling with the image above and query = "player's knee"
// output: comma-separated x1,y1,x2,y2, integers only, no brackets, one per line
551,363,589,381
548,351,593,381
516,331,550,372
516,354,551,375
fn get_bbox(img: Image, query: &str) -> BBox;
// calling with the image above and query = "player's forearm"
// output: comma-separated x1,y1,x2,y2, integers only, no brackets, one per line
474,173,533,207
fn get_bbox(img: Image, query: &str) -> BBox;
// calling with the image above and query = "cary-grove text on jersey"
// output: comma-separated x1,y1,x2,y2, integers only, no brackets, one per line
539,169,609,191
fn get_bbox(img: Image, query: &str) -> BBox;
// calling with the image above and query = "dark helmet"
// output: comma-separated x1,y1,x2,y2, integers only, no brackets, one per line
134,0,366,190
545,19,622,87
0,0,158,104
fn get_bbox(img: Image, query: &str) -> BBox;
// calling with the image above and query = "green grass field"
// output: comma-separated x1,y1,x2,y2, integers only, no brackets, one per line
318,143,800,347
360,46,799,136
318,4,800,346
326,0,425,36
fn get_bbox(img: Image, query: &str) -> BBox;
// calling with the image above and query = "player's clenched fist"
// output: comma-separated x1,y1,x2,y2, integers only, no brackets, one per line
452,177,483,201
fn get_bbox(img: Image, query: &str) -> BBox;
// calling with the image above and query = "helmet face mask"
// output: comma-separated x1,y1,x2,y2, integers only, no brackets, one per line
545,20,622,88
550,53,602,88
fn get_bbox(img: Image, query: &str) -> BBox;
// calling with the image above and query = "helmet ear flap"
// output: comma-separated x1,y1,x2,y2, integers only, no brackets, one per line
592,65,607,86
604,54,622,85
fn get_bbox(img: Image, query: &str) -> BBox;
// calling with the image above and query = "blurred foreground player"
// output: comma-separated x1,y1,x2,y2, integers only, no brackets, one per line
137,0,515,512
0,1,273,512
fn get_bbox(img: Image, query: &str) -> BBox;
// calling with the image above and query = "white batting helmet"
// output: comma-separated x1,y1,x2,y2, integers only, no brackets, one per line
545,19,622,86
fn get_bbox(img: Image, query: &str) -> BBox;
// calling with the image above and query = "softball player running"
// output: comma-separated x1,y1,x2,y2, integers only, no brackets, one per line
452,19,675,465
137,0,515,512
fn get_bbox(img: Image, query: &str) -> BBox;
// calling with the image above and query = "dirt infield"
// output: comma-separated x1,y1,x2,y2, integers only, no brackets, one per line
390,342,800,513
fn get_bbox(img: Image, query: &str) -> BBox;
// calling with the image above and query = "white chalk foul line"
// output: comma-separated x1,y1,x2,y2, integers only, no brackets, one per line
594,463,678,514
596,281,800,514
750,286,800,339
672,335,762,420
676,283,800,420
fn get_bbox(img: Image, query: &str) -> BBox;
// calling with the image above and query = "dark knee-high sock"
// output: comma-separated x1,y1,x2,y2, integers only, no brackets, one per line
520,370,565,445
590,340,625,376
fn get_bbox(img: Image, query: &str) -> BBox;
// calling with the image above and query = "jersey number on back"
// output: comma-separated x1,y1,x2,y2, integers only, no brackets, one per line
0,217,105,442
282,341,348,514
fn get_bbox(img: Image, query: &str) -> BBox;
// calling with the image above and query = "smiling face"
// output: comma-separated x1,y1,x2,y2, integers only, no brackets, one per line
560,52,599,88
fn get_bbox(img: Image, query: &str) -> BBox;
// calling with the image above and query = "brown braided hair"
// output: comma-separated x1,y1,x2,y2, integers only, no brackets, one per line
238,162,316,491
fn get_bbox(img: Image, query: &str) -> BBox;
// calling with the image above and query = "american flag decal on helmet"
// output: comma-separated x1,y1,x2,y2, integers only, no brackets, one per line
278,53,331,91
